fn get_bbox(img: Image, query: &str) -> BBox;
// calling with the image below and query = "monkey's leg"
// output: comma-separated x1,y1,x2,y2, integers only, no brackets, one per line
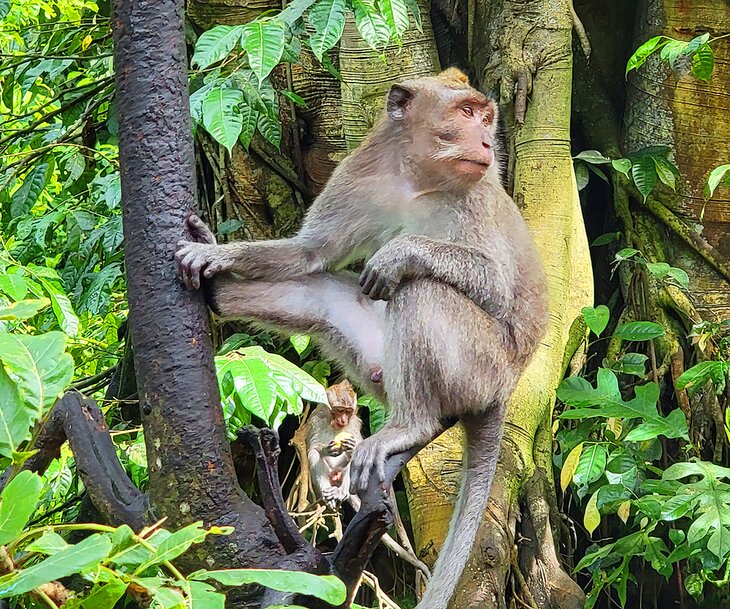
210,272,387,395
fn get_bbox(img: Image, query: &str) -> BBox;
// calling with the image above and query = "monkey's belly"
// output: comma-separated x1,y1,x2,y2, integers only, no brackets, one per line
385,279,515,415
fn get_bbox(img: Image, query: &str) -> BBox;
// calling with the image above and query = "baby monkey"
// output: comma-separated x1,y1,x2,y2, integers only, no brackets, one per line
308,380,361,509
177,68,548,608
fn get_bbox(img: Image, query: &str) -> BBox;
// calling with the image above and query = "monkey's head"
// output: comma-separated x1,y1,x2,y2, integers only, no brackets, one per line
385,68,498,187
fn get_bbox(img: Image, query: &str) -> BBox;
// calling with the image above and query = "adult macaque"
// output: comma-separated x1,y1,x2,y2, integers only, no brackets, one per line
176,68,548,608
308,381,361,509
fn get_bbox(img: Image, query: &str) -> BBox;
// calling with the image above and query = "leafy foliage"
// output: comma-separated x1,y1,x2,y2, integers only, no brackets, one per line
0,471,348,607
189,0,421,151
626,32,716,81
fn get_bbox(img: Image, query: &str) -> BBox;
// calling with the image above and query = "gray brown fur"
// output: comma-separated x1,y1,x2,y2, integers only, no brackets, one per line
176,68,548,608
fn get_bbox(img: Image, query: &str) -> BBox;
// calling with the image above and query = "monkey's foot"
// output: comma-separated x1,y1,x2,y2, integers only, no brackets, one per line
349,437,388,494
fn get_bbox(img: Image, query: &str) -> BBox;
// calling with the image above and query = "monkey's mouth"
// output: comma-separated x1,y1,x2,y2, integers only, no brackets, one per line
456,158,491,173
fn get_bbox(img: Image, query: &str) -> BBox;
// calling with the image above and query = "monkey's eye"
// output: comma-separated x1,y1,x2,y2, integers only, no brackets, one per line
462,106,474,118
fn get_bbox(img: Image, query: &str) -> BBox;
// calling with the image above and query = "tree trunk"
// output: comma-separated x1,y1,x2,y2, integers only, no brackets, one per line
112,0,284,572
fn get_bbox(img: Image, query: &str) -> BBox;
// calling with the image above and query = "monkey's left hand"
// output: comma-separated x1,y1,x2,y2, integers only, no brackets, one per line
359,241,410,301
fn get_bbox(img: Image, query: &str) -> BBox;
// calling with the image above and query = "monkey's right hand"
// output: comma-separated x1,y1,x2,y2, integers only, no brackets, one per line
175,215,234,290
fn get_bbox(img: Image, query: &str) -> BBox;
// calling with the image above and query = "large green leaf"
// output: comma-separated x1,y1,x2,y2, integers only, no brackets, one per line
308,0,347,61
691,43,714,81
582,305,609,336
558,368,688,441
241,20,286,84
0,471,43,545
676,361,730,395
0,299,49,322
0,367,33,458
277,0,319,26
11,163,51,218
202,87,245,153
573,444,608,487
135,522,211,572
0,534,113,598
630,155,657,201
626,36,668,75
613,321,664,341
63,580,128,609
189,581,226,609
0,331,74,415
39,279,79,336
192,25,245,69
378,0,409,37
352,0,392,49
191,569,347,604
706,164,730,199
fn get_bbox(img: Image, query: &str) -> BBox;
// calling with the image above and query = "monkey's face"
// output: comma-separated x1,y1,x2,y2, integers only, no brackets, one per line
330,407,353,429
386,71,498,187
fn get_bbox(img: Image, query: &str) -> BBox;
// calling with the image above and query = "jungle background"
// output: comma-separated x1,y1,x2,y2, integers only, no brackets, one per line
0,0,729,608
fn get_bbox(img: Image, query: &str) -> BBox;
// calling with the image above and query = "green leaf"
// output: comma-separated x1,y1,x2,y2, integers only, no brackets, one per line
358,394,386,432
685,573,704,599
43,285,79,337
573,444,608,486
582,305,610,336
290,334,311,355
26,530,69,555
189,581,226,609
378,0,409,37
614,321,664,341
646,261,670,279
403,0,422,31
11,163,51,218
308,0,347,60
136,522,209,571
574,162,589,191
238,102,259,151
653,156,676,191
573,150,611,164
614,247,640,261
258,112,283,149
0,471,43,545
77,263,122,317
191,569,347,604
630,155,658,201
0,0,10,20
607,352,648,377
0,275,28,301
277,0,319,25
0,298,49,321
352,0,392,50
0,367,32,458
626,36,668,75
63,580,128,609
192,26,245,69
612,158,632,177
666,267,689,289
558,369,688,441
590,232,621,247
691,43,714,81
676,361,729,394
705,164,730,199
0,331,74,414
202,87,245,153
241,20,286,84
0,534,112,598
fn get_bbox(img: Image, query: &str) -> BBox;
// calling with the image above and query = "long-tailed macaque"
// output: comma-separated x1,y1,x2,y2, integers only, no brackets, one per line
176,68,548,609
308,381,361,509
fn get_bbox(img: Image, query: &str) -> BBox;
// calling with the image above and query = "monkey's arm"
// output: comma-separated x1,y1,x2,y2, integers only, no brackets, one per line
175,213,359,290
360,234,515,319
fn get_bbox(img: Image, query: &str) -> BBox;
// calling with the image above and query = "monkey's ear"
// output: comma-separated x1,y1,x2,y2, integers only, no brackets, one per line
387,85,414,120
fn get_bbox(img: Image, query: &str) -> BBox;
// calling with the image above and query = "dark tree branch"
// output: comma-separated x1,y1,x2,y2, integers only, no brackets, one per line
0,392,149,529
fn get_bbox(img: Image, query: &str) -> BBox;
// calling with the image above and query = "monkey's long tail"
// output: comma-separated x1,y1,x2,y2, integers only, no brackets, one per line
414,411,504,609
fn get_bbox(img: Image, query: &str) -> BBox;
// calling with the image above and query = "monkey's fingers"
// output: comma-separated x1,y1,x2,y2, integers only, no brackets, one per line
176,245,208,290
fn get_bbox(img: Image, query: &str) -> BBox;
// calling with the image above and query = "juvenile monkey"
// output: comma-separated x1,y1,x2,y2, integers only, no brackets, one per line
177,68,548,608
308,381,361,509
